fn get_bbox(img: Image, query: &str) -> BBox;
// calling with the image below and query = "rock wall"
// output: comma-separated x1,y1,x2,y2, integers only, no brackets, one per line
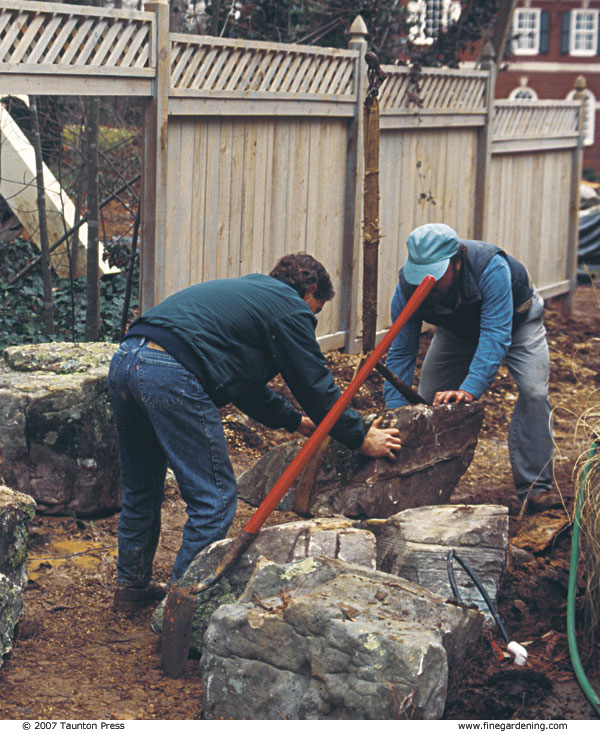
0,343,120,516
153,502,509,718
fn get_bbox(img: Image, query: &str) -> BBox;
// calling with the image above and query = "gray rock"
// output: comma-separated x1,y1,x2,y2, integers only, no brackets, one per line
0,484,36,663
201,556,483,720
366,504,509,623
237,403,484,518
0,572,24,664
0,485,36,587
152,518,376,654
0,342,120,516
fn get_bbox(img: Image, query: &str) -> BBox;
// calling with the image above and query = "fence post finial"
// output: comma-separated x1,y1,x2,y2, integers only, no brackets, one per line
479,41,496,71
574,75,587,97
349,15,368,43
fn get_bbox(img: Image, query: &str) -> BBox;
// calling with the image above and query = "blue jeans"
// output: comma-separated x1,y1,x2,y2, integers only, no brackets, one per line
108,336,237,585
418,297,553,500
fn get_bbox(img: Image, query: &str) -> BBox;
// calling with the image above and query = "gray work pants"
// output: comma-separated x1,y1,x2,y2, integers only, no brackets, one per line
418,308,554,499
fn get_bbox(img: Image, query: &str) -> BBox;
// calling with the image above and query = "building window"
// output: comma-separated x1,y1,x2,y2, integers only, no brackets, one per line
570,9,599,56
406,0,461,46
567,89,596,146
512,8,542,55
508,86,538,101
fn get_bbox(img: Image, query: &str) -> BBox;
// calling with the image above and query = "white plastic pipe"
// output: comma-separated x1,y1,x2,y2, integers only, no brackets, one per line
507,640,528,665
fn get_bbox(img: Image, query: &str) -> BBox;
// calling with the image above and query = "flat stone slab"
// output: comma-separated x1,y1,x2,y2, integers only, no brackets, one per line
0,342,120,516
236,403,484,519
511,512,570,554
201,556,483,720
0,484,36,663
151,518,377,654
365,504,509,623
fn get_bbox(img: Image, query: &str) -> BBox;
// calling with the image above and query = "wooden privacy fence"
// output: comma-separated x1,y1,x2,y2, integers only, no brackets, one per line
0,1,584,353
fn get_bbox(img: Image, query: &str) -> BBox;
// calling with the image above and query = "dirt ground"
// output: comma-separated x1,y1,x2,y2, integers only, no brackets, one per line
1,286,600,721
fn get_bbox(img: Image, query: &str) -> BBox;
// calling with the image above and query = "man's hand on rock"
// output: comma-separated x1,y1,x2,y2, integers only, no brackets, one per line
359,416,403,459
433,389,475,405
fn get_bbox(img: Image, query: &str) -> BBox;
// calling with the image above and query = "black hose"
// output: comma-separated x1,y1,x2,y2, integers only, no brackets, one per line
447,549,510,645
446,549,463,603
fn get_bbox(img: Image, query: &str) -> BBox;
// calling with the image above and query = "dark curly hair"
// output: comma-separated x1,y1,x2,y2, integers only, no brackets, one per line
269,253,335,301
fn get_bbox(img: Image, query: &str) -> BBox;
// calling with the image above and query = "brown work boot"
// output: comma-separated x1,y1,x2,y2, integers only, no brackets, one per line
525,490,563,514
112,580,167,612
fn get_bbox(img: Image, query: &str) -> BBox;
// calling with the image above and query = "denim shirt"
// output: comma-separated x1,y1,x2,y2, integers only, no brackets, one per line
384,255,514,406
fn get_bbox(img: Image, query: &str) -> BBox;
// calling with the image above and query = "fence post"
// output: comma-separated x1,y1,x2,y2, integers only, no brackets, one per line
474,41,496,241
141,0,170,312
342,15,368,354
563,75,586,316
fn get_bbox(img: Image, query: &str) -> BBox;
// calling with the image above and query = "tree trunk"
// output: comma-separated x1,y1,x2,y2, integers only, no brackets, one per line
29,94,54,337
486,0,519,64
120,204,141,340
70,113,86,278
211,0,222,36
85,97,100,342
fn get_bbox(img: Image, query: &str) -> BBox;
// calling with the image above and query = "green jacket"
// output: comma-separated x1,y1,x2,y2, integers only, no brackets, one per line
127,274,365,449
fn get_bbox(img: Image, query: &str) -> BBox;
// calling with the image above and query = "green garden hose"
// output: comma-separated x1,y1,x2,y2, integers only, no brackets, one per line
567,440,600,717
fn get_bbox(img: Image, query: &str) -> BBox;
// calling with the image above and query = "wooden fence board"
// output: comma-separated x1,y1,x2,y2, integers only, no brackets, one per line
256,120,276,274
189,122,207,281
267,123,289,266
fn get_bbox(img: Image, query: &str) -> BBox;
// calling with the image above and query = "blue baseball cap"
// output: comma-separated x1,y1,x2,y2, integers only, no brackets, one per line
403,223,459,285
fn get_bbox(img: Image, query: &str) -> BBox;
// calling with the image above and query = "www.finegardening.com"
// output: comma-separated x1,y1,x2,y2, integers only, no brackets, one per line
458,724,568,731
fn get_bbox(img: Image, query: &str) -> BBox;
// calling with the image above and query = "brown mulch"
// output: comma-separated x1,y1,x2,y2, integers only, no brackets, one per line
1,286,600,720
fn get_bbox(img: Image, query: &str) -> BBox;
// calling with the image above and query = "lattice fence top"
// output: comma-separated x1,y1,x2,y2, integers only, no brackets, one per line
170,34,357,97
494,100,581,139
379,66,488,113
0,0,153,73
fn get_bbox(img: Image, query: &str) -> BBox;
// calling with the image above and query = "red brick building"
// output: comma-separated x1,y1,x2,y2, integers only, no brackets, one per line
494,1,600,175
404,1,600,175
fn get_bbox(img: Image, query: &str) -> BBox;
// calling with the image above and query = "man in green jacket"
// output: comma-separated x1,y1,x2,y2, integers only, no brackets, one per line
109,253,402,610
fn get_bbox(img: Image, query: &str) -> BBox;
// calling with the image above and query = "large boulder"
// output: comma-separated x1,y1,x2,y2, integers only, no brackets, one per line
201,555,483,720
152,517,377,654
0,342,120,516
0,484,36,664
237,403,484,518
365,504,509,624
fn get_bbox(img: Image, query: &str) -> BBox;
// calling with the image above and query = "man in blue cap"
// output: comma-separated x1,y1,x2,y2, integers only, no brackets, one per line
384,223,559,513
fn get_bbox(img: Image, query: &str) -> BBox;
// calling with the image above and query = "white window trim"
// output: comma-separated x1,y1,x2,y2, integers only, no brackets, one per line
512,8,542,56
508,86,539,100
570,9,599,58
407,0,431,46
406,0,461,47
